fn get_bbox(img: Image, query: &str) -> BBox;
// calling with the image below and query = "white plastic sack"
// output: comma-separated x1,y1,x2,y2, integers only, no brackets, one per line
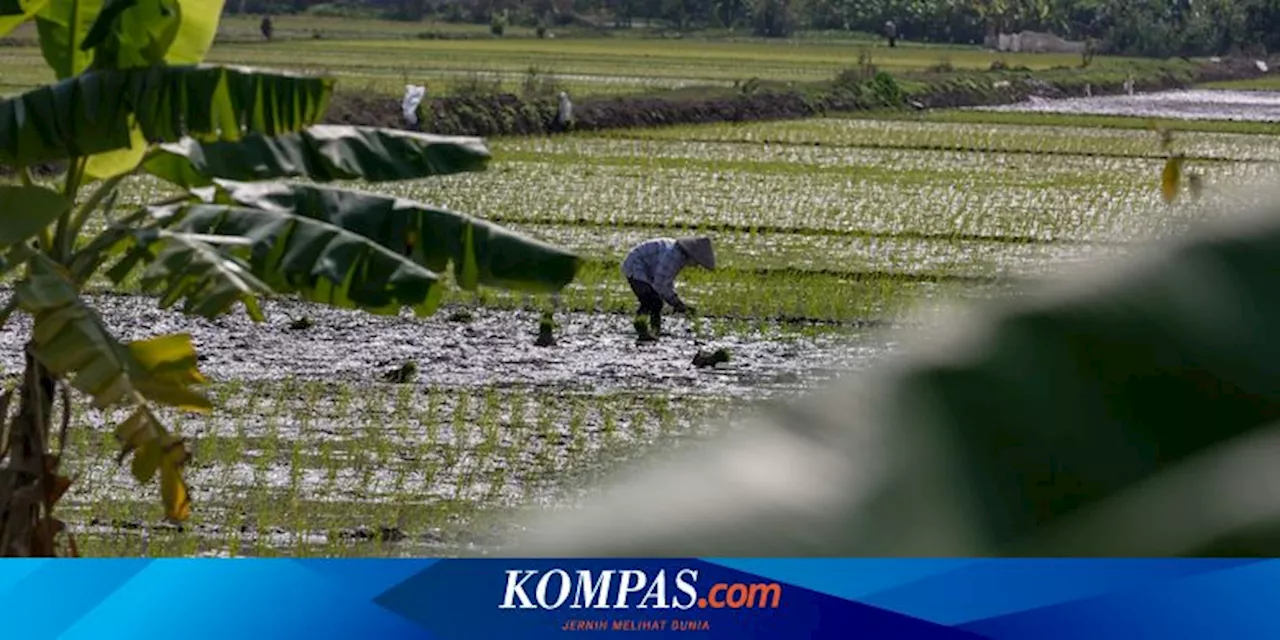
1258,60,1270,73
402,84,427,127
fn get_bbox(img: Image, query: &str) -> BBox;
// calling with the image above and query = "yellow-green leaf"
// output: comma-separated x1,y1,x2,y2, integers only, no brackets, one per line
119,0,181,68
163,0,222,64
114,407,152,457
35,0,107,79
127,333,205,384
159,450,190,522
1161,155,1185,204
0,0,51,39
126,333,210,411
82,0,182,70
132,378,210,412
129,434,163,482
83,118,147,180
129,343,211,409
113,405,193,523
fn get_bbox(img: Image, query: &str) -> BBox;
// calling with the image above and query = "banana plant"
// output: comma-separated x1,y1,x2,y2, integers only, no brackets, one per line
0,0,580,557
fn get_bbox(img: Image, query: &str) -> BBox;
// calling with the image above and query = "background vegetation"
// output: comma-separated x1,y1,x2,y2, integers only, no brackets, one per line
220,0,1280,58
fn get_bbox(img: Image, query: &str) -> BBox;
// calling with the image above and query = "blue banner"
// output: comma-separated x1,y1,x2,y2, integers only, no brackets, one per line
4,558,1278,639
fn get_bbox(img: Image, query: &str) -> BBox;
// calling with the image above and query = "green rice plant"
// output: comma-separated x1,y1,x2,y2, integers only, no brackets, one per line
567,398,587,458
226,509,244,558
483,452,510,507
393,385,414,424
322,526,341,557
229,414,249,471
647,396,675,439
287,440,304,509
601,401,618,446
216,379,244,405
629,409,650,447
538,395,560,446
334,382,354,417
478,390,502,455
243,383,263,417
451,391,472,456
320,436,339,496
445,393,471,496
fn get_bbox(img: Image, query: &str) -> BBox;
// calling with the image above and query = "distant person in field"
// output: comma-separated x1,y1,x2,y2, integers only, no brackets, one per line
885,20,897,48
260,15,274,41
622,237,716,339
556,91,573,131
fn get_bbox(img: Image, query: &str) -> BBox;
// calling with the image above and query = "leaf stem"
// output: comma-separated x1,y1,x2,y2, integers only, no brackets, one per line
62,157,84,199
55,157,87,261
68,208,153,285
64,174,125,252
151,193,195,208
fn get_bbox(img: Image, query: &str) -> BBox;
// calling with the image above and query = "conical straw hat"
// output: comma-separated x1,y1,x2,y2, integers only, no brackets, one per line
677,236,716,269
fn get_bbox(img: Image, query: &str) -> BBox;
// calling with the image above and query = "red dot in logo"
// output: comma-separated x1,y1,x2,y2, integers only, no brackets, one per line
698,598,707,608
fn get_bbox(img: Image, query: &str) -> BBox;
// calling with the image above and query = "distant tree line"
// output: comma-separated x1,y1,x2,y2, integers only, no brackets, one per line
226,0,1280,58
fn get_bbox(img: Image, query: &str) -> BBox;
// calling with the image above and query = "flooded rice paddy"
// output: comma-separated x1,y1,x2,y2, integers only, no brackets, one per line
12,90,1280,556
978,89,1280,123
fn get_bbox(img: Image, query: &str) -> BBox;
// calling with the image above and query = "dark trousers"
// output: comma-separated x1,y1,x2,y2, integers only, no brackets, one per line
628,278,664,333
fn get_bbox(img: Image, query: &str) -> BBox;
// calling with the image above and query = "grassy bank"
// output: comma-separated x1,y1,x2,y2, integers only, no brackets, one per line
329,57,1268,137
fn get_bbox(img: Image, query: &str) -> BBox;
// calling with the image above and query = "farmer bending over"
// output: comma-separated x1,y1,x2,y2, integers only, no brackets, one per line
622,236,716,338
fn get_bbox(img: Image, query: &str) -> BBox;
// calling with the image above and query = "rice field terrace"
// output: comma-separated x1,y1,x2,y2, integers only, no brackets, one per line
0,15,1139,99
5,69,1280,555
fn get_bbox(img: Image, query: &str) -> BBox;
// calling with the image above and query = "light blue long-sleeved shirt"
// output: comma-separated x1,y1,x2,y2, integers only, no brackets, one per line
621,238,690,307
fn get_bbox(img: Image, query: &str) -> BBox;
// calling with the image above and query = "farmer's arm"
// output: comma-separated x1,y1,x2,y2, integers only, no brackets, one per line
650,255,687,312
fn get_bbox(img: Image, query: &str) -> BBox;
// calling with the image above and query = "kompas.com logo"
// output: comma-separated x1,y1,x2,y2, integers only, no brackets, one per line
498,568,783,610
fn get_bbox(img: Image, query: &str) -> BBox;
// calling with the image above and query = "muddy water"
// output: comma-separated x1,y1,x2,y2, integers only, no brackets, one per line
1,290,901,556
0,290,895,399
977,89,1280,122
